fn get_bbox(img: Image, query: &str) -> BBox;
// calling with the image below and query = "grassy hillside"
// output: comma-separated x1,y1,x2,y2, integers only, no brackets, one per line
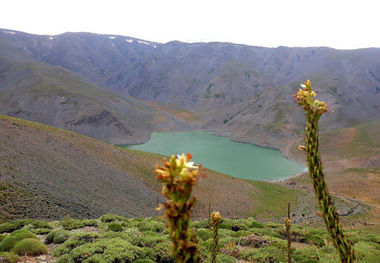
284,120,380,224
0,115,332,224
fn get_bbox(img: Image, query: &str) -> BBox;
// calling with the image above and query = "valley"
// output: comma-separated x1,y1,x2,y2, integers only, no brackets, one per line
0,28,379,226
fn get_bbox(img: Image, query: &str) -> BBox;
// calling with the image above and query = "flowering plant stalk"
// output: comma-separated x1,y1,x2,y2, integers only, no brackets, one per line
155,153,200,263
296,80,355,263
210,211,221,263
284,203,292,263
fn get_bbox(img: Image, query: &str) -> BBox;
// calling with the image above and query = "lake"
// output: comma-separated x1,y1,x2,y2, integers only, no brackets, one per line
122,131,305,181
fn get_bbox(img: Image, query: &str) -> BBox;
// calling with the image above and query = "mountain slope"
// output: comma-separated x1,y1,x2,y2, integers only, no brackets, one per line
0,56,169,144
2,115,330,223
1,29,379,149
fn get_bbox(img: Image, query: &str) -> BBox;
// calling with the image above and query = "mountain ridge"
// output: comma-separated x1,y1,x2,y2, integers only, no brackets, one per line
1,28,379,149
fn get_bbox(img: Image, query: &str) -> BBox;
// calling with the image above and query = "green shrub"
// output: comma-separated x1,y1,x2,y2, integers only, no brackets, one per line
11,238,48,256
0,221,24,233
9,229,36,237
0,236,17,252
45,230,71,244
0,219,52,234
219,218,248,231
56,254,75,263
30,228,52,235
241,246,285,262
53,232,100,257
82,219,98,227
60,217,84,230
136,233,168,248
59,238,149,263
0,234,5,242
107,223,123,232
0,251,19,263
354,241,380,262
293,246,320,262
99,214,127,223
25,219,52,230
152,241,174,263
191,219,209,229
215,253,236,263
362,233,380,244
133,260,155,263
196,228,212,241
0,230,37,252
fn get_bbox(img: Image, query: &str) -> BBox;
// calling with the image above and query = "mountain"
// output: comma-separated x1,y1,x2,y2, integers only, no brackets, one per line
1,28,379,149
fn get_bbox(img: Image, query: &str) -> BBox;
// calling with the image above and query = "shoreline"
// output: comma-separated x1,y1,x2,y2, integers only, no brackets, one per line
121,128,307,182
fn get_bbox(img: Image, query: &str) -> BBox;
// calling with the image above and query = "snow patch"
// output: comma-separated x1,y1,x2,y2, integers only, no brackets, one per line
49,36,54,40
3,31,16,35
137,40,150,45
109,36,116,39
125,39,134,43
153,44,157,48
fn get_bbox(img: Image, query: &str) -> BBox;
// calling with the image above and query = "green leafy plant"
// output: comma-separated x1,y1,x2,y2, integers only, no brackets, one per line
107,223,124,232
155,153,201,263
45,230,71,244
0,252,19,263
11,238,48,256
60,216,84,230
296,79,355,263
0,229,37,252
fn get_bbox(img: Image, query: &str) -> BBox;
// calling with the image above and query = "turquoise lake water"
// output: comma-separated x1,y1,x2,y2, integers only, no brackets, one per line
122,131,305,181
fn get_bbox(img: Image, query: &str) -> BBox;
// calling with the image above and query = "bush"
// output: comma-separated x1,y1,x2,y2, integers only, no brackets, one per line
82,219,97,227
60,217,84,230
25,220,52,230
191,220,209,229
241,246,286,262
0,234,5,243
215,253,236,263
11,238,48,256
0,219,52,234
59,238,149,263
0,251,19,263
30,228,52,235
219,218,248,231
133,260,155,263
134,219,165,233
99,214,127,223
0,236,17,252
293,246,320,262
0,230,37,252
53,232,100,257
107,223,123,232
152,241,174,263
248,219,264,228
0,221,24,234
45,230,71,244
196,228,212,241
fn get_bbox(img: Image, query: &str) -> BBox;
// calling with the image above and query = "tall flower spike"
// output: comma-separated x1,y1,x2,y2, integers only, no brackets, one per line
296,80,355,263
155,153,201,263
210,211,222,263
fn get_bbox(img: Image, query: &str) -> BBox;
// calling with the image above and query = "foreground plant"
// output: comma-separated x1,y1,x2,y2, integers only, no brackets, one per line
210,211,222,263
155,153,201,263
296,80,355,263
284,203,292,263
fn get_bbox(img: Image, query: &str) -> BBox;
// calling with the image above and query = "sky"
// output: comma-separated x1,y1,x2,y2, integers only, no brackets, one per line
1,0,379,49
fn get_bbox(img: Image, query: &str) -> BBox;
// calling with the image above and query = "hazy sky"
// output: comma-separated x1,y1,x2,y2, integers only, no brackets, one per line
1,0,379,49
